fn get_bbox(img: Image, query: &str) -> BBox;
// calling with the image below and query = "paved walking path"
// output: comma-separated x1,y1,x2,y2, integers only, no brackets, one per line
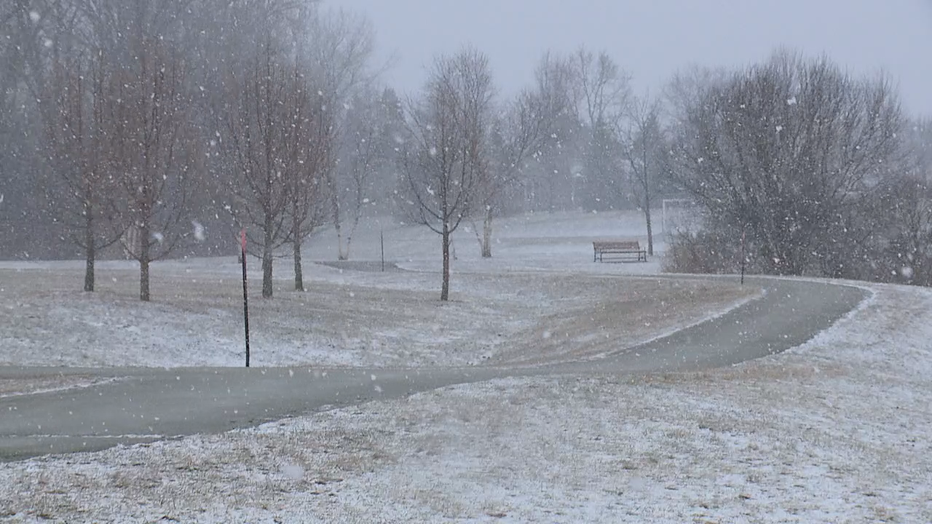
0,276,866,462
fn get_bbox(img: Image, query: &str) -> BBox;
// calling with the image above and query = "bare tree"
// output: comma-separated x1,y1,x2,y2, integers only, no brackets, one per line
1,0,65,258
111,38,195,301
333,91,384,260
668,50,902,276
223,36,298,298
42,50,124,291
285,72,331,292
301,7,380,260
471,88,553,257
621,96,666,256
399,48,494,301
571,48,631,209
523,52,581,213
572,48,631,131
884,175,932,285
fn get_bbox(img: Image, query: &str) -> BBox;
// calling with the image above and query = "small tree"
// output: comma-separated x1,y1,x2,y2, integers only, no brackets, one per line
42,51,124,291
399,48,494,301
285,73,330,292
301,7,379,261
621,96,666,256
333,91,384,260
471,89,553,257
110,38,195,301
224,36,298,298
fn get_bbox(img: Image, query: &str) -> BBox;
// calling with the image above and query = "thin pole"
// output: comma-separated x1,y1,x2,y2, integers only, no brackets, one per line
241,229,250,367
380,228,385,272
740,227,747,286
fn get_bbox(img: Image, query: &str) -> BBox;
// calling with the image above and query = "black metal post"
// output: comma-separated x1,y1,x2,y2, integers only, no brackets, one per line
241,229,250,367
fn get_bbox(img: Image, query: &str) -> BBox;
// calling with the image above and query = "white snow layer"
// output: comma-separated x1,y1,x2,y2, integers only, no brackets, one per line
1,280,930,522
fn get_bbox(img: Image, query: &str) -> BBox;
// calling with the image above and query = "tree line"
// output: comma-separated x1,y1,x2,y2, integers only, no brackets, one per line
2,1,931,301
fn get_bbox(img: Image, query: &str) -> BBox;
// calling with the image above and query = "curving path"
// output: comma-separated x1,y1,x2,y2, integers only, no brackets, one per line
0,276,866,462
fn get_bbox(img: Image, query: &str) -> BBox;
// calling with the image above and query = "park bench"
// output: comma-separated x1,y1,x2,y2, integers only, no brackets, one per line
592,240,647,263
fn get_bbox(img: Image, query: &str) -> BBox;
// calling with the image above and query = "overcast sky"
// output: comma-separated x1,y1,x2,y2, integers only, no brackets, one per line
326,0,932,117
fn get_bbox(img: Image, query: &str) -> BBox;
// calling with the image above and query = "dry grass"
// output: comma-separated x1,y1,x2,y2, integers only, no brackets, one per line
0,266,757,368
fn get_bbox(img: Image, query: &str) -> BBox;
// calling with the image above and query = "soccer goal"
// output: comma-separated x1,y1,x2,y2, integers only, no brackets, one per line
661,199,703,238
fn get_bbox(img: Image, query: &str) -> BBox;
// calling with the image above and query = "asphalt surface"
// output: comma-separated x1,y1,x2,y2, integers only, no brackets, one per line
0,276,867,462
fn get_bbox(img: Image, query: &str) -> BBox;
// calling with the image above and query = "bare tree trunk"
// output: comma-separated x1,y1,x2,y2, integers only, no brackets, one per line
481,207,493,258
262,212,274,298
335,225,346,260
83,203,95,292
644,199,653,257
139,224,150,302
330,183,346,261
293,213,304,291
344,215,361,261
441,221,450,301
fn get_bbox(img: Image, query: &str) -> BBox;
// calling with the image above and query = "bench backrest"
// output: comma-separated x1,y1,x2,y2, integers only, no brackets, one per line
593,240,640,250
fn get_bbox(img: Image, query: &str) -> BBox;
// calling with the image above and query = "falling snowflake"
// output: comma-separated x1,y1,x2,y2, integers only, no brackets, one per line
786,96,797,105
192,221,206,242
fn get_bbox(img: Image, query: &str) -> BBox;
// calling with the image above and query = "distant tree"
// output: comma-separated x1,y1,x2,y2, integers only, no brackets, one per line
301,7,379,261
398,48,494,301
571,48,631,210
667,50,902,276
471,88,553,257
620,96,666,256
883,176,932,286
1,0,63,258
524,52,581,213
333,90,386,260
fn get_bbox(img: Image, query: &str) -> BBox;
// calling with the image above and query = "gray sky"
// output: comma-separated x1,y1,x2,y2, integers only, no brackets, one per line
327,0,932,117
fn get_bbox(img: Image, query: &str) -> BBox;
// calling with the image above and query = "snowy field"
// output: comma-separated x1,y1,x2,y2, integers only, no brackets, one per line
0,211,751,369
1,281,930,522
2,211,930,522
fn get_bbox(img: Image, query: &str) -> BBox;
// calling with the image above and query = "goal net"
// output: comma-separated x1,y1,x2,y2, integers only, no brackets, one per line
661,199,703,238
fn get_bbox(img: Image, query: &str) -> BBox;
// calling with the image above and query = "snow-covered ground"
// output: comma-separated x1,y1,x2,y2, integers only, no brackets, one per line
2,211,930,522
0,211,753,369
1,281,930,522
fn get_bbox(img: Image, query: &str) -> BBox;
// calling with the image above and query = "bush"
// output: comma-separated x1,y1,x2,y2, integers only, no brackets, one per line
662,231,743,275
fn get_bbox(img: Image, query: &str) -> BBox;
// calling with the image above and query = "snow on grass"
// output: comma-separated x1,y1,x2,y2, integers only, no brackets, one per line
0,266,752,368
1,281,930,522
0,211,751,368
